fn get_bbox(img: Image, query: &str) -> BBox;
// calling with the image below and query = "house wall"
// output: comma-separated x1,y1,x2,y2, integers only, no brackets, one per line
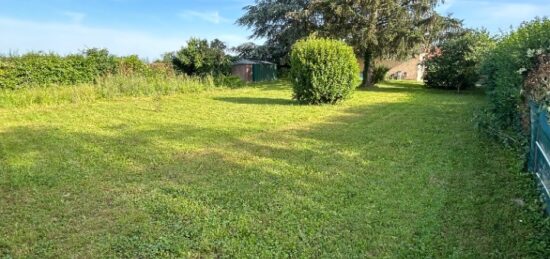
358,54,426,81
384,54,426,81
232,64,253,82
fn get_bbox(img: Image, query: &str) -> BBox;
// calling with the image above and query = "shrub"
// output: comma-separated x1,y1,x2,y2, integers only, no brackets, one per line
372,66,390,84
477,18,550,149
172,38,232,76
116,55,151,76
290,38,359,104
0,49,118,89
424,30,495,91
0,74,214,108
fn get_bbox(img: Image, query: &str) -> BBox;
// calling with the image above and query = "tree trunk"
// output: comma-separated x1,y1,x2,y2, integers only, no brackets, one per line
361,49,374,88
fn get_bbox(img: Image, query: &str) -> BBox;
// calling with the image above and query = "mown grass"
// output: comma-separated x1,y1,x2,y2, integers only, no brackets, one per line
0,80,549,258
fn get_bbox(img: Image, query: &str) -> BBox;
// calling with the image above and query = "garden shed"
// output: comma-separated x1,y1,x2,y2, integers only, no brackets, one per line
232,59,277,82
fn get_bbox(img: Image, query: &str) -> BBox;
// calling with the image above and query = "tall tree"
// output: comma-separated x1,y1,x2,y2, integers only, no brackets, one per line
238,0,453,86
236,0,319,66
170,38,231,76
232,42,271,61
314,0,443,87
419,13,465,52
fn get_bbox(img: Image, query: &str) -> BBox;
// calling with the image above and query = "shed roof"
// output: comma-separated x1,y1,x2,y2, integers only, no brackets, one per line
233,59,274,65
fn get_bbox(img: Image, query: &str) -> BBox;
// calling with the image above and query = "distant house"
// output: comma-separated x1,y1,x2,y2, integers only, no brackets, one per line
232,59,277,83
358,53,427,82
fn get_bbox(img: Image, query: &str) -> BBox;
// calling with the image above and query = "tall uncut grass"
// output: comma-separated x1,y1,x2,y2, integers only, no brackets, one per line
0,74,218,108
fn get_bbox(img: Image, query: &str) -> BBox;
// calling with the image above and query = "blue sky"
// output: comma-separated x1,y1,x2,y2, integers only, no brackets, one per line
0,0,548,60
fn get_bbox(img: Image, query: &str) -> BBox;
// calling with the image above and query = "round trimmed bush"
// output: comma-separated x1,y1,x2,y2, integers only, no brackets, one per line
290,38,359,104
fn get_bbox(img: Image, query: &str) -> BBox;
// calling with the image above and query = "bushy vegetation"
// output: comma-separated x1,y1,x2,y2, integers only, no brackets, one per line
372,66,390,84
0,41,246,107
424,31,495,91
0,49,112,89
290,38,359,104
0,49,169,90
476,18,550,148
0,74,217,108
167,38,232,76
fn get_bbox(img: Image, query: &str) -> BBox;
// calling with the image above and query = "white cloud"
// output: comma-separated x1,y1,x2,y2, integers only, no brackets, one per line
0,17,255,60
179,10,229,24
438,0,550,33
62,11,86,24
0,17,184,60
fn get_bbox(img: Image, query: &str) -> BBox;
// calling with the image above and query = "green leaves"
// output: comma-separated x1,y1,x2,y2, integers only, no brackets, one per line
0,49,155,90
172,38,232,76
424,30,495,91
478,18,550,149
290,38,359,104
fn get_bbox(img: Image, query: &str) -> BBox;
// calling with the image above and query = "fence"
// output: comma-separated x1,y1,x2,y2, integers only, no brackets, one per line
528,102,550,214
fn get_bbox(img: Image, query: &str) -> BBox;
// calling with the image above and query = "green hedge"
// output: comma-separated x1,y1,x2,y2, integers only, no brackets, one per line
290,38,359,104
0,49,156,90
477,18,550,148
424,31,495,91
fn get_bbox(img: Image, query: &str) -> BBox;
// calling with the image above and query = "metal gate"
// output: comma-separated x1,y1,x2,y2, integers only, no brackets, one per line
529,102,550,213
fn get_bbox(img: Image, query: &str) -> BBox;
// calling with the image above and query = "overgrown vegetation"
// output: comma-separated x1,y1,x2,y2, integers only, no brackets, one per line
476,18,550,149
0,74,219,108
1,81,549,257
166,38,232,76
0,49,115,89
424,30,495,91
372,66,390,84
0,41,245,106
290,38,359,104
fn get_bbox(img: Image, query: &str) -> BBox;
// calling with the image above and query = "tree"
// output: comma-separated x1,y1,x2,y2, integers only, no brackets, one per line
171,38,231,76
237,0,319,66
313,0,444,87
238,0,455,87
232,42,271,61
419,13,465,52
423,30,495,91
232,42,258,59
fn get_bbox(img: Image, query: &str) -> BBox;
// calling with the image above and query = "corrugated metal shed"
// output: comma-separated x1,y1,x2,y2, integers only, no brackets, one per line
232,59,277,82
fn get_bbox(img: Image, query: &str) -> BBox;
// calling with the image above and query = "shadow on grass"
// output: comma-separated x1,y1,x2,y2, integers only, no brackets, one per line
356,80,483,96
0,87,546,258
213,97,296,106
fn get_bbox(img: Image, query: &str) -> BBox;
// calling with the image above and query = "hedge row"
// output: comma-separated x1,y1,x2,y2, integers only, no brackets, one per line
477,18,550,149
0,49,154,90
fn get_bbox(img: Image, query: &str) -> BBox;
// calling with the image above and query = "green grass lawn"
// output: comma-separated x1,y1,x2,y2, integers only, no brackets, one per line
1,81,549,258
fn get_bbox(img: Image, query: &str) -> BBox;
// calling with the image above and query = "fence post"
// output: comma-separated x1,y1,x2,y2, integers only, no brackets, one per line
529,101,538,172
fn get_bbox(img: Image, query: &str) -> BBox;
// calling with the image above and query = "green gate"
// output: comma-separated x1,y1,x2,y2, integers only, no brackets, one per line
529,102,550,214
252,63,277,82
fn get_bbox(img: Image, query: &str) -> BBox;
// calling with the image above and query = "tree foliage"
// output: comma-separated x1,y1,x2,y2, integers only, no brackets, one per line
232,42,271,61
424,30,495,91
170,38,232,76
290,38,359,104
238,0,459,87
476,18,550,149
314,0,446,87
237,0,318,67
